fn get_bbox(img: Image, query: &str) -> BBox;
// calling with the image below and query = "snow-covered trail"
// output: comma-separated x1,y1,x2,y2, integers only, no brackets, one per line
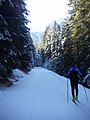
0,67,90,120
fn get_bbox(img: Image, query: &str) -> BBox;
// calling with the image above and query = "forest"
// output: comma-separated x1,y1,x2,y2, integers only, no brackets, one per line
0,0,41,86
0,0,90,86
39,0,90,77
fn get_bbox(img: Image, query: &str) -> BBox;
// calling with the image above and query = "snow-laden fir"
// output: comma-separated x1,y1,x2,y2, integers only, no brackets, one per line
0,67,90,120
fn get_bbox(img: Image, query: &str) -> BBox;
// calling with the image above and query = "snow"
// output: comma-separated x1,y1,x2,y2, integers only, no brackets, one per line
9,69,24,82
8,0,14,8
0,67,90,120
0,33,4,40
4,29,11,37
0,15,8,26
0,0,14,7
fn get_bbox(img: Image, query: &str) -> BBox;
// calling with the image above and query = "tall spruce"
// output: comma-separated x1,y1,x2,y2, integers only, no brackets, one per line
0,0,35,80
62,0,90,75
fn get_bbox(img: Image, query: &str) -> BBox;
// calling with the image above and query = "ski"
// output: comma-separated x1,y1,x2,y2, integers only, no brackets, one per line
76,100,80,104
72,100,78,105
72,99,80,105
76,100,80,103
71,98,80,105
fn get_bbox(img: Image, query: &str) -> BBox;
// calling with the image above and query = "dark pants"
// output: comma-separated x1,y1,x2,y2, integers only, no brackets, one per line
70,79,78,98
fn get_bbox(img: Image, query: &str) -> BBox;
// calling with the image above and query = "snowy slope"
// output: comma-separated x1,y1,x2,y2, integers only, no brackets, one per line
0,67,90,120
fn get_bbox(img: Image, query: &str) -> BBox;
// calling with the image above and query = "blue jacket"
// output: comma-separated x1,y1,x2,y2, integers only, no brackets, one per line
67,66,82,77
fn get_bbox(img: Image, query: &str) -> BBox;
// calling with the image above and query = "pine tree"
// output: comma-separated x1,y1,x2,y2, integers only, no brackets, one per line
0,0,35,84
40,21,63,73
62,0,90,74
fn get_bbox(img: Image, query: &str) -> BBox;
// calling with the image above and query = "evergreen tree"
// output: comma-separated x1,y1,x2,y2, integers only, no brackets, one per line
0,0,35,83
40,21,63,73
40,0,90,76
62,0,90,75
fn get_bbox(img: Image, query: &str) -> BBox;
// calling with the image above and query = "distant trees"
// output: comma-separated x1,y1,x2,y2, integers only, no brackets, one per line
0,0,36,82
39,21,63,74
40,0,90,76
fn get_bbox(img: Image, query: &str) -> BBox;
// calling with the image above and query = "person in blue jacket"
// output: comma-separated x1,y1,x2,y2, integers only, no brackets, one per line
67,64,82,102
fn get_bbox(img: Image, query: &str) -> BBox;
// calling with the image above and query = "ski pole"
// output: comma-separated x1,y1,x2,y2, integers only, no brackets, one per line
83,86,88,101
67,78,69,103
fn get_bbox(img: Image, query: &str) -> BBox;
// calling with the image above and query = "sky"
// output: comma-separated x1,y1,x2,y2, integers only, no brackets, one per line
25,0,69,32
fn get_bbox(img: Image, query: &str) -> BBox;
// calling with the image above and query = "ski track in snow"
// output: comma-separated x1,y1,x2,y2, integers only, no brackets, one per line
0,67,90,120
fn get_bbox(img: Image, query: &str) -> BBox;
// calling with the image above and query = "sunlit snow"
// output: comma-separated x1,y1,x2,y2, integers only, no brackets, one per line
0,67,90,120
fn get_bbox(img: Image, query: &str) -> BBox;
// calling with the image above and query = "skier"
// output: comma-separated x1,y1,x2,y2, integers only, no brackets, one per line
67,64,82,102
